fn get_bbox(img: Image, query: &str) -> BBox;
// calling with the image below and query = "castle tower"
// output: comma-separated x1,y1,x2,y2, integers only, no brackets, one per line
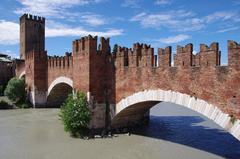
20,14,45,59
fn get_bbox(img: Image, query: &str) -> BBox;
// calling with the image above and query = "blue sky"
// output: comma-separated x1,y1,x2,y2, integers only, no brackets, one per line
0,0,240,64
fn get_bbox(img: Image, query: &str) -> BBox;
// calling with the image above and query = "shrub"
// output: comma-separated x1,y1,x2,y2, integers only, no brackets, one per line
16,102,31,109
59,92,91,137
0,85,3,96
4,78,26,104
0,100,13,109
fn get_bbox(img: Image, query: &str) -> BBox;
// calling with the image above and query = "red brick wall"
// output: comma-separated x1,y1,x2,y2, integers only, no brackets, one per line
20,36,240,118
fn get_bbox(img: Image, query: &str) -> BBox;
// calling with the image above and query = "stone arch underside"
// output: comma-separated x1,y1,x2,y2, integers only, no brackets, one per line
111,89,240,141
47,77,73,107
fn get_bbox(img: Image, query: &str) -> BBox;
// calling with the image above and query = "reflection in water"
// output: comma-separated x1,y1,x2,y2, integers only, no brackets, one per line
133,116,240,159
0,102,239,159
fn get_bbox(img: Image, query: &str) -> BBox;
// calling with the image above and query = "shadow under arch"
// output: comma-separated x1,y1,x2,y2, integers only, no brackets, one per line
111,90,240,141
46,77,73,108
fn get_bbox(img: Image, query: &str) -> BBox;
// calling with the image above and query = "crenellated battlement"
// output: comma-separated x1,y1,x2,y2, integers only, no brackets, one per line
73,35,111,55
115,43,154,68
36,38,239,71
73,35,97,53
48,52,73,68
20,14,45,23
114,40,240,70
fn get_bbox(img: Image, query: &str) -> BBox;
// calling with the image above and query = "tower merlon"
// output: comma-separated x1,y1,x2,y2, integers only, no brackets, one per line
200,42,219,52
228,40,240,49
20,13,45,23
177,43,193,54
158,46,172,55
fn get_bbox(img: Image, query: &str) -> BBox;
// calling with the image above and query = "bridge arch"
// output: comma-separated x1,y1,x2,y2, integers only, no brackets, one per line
47,76,73,107
112,90,240,140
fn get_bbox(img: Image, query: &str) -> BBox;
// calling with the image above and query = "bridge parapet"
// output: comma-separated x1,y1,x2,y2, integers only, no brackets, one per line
115,43,155,68
48,52,73,68
114,41,240,70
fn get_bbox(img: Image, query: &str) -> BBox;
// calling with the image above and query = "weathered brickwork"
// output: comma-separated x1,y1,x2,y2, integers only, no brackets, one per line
16,14,240,136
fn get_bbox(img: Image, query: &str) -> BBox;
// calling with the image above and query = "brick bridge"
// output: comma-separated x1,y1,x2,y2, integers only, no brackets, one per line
16,14,240,140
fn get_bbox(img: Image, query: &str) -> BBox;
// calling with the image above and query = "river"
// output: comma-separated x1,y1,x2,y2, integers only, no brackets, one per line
0,102,239,159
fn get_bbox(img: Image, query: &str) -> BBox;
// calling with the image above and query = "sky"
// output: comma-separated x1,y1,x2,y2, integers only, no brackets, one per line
0,0,240,64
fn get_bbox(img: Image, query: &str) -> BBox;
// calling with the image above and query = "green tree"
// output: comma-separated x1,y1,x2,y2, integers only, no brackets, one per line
4,77,26,104
113,44,118,53
59,92,91,137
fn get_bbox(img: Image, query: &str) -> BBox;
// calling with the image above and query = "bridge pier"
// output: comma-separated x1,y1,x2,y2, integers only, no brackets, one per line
28,89,47,108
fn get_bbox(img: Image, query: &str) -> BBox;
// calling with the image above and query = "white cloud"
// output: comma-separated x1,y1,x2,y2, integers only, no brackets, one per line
122,0,140,8
0,20,19,45
131,10,240,32
217,26,239,33
130,10,203,32
15,0,105,18
46,26,123,37
205,11,238,23
155,0,171,5
80,13,106,26
156,34,191,44
0,19,123,45
15,0,119,27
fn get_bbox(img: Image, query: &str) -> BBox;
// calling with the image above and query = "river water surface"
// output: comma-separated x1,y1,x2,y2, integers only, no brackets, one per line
0,102,240,159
